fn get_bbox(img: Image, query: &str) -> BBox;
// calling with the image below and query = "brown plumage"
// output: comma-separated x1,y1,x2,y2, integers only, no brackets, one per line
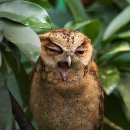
30,29,104,130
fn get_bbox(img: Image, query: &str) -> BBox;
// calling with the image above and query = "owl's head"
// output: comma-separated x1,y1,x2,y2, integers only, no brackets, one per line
39,29,93,81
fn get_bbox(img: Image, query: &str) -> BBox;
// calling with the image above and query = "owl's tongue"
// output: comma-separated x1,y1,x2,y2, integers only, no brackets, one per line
58,61,70,80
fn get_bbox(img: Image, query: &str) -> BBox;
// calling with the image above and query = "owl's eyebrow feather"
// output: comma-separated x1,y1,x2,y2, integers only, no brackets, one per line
45,39,63,53
46,39,61,48
76,42,85,49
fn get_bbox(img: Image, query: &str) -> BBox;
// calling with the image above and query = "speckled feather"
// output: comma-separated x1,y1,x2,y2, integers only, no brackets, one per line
30,29,104,130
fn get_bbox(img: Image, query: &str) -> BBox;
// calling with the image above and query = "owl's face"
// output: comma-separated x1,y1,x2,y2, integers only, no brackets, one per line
39,29,93,81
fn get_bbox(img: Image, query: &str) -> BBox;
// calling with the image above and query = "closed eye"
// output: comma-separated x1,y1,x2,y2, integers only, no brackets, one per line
75,47,85,55
75,41,88,55
75,50,84,54
45,41,63,54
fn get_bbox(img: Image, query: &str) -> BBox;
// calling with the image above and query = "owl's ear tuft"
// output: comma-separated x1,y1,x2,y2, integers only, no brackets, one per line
39,34,45,42
84,37,92,45
39,33,50,42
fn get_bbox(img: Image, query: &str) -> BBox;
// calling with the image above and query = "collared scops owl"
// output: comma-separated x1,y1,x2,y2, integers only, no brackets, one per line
30,29,104,130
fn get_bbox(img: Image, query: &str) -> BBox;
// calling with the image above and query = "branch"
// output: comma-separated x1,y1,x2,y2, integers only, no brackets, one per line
9,91,34,130
104,117,125,130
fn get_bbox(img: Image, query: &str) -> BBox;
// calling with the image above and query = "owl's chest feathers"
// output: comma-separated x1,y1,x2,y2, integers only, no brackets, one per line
36,82,100,129
32,72,101,127
41,83,100,115
31,61,102,129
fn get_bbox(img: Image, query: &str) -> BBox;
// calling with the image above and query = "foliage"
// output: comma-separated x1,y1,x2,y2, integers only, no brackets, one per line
0,0,51,129
0,0,130,130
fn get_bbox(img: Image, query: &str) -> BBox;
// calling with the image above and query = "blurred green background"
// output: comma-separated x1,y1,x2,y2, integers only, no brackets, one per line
0,0,130,130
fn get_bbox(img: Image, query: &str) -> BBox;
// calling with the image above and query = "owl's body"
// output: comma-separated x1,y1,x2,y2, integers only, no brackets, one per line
30,29,104,130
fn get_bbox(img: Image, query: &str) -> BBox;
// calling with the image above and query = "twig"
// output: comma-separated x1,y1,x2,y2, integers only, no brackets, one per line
9,90,34,130
104,117,125,130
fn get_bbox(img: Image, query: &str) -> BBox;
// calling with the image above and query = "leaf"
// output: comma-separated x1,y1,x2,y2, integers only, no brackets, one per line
0,30,3,43
3,20,40,62
101,51,130,70
82,19,101,41
117,63,130,71
0,44,30,106
116,30,130,39
0,53,9,79
113,0,128,9
65,0,88,22
104,92,130,130
64,20,101,41
0,73,11,130
0,45,23,105
4,41,21,68
99,42,130,65
5,114,15,130
64,21,92,30
103,6,130,40
0,0,11,4
99,67,120,94
111,51,130,63
28,0,52,8
118,73,130,120
0,0,52,30
0,20,3,43
7,72,23,106
97,0,113,3
0,51,2,67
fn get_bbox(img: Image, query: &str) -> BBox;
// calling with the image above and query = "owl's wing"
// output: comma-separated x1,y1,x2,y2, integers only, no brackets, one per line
96,90,104,130
92,84,104,130
29,57,44,82
89,61,104,130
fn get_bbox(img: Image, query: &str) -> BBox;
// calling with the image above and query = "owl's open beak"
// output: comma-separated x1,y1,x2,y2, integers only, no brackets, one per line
58,56,72,80
66,56,71,67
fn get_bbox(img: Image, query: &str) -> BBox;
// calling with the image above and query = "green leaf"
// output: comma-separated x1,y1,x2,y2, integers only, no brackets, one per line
0,30,3,43
0,51,2,67
0,0,10,4
82,19,101,41
7,72,23,106
56,0,67,11
97,0,113,3
113,0,128,9
0,74,11,130
117,63,130,71
3,20,40,62
5,114,15,130
99,67,120,94
116,30,130,39
99,42,130,65
118,73,130,120
111,51,130,63
4,41,21,68
109,30,130,41
65,0,89,22
104,93,130,130
28,0,52,8
64,20,101,41
0,44,30,106
103,6,130,40
0,54,9,79
0,0,52,30
64,21,92,30
0,20,3,43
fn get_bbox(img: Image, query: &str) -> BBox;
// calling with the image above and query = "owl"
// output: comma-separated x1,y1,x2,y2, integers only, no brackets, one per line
30,29,104,130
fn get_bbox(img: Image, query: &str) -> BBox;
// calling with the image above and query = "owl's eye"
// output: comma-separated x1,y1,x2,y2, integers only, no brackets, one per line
75,50,84,54
75,47,84,55
45,41,63,54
